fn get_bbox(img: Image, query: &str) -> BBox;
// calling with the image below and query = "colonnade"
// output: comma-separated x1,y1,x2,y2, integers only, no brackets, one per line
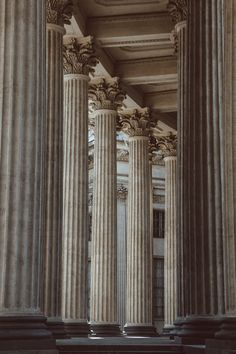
1,0,236,353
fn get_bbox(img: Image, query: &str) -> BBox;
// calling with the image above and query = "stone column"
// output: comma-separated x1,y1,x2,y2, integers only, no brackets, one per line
167,1,187,327
212,0,236,347
0,1,56,352
120,108,157,336
42,0,72,338
88,77,125,336
117,185,128,331
174,0,224,344
61,36,97,337
156,135,177,333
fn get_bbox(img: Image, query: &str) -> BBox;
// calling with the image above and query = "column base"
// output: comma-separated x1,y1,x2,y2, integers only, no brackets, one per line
162,325,175,338
0,315,57,352
64,320,90,337
124,325,158,337
90,323,122,337
47,318,67,339
215,317,236,339
175,316,222,345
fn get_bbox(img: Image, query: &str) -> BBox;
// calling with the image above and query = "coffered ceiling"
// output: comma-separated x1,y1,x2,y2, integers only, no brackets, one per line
66,0,177,132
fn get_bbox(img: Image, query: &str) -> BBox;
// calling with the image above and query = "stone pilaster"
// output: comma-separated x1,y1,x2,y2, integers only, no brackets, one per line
62,36,97,337
42,0,72,339
157,134,177,333
0,1,56,352
88,77,125,336
120,108,157,336
176,0,224,344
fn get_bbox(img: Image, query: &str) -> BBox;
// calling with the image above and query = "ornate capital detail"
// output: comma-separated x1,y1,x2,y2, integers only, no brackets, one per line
117,149,129,162
156,133,177,158
117,185,128,200
153,194,165,204
47,0,73,26
63,36,98,75
167,0,187,25
89,77,126,111
119,108,156,137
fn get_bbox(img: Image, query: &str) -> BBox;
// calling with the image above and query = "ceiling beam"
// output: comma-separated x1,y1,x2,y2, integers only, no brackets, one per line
86,12,173,39
144,90,177,112
115,57,177,85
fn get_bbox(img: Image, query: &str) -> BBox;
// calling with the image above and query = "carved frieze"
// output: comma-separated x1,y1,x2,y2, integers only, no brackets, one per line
119,108,156,137
63,36,98,75
89,77,126,111
46,0,73,25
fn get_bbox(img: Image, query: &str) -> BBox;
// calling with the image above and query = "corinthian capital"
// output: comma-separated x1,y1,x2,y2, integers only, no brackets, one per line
119,108,156,137
63,36,98,75
167,0,187,25
156,133,177,158
47,0,73,26
89,77,126,111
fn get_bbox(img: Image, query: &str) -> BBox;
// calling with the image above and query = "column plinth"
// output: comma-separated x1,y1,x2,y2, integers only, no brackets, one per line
42,0,72,339
120,109,157,337
88,78,125,337
62,36,98,338
0,0,56,351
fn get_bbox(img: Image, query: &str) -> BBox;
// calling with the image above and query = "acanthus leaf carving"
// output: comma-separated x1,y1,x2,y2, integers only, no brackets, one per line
167,0,187,25
63,36,98,75
119,108,156,137
47,0,73,25
89,77,126,111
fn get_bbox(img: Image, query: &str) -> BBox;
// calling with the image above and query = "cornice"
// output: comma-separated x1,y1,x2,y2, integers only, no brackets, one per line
46,0,73,26
63,36,98,75
89,77,126,111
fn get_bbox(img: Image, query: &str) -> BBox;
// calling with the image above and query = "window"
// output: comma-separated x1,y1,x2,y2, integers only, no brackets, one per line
153,209,165,238
153,258,164,320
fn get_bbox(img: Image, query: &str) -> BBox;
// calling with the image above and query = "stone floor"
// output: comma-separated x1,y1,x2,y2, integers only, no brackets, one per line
56,337,184,354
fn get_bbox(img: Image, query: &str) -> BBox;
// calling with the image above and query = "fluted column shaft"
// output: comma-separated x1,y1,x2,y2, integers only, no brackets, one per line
223,0,236,318
213,0,236,342
176,21,187,321
43,22,64,320
164,156,177,328
178,0,224,340
126,137,153,328
62,74,89,335
42,2,72,337
0,1,56,350
90,109,118,329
